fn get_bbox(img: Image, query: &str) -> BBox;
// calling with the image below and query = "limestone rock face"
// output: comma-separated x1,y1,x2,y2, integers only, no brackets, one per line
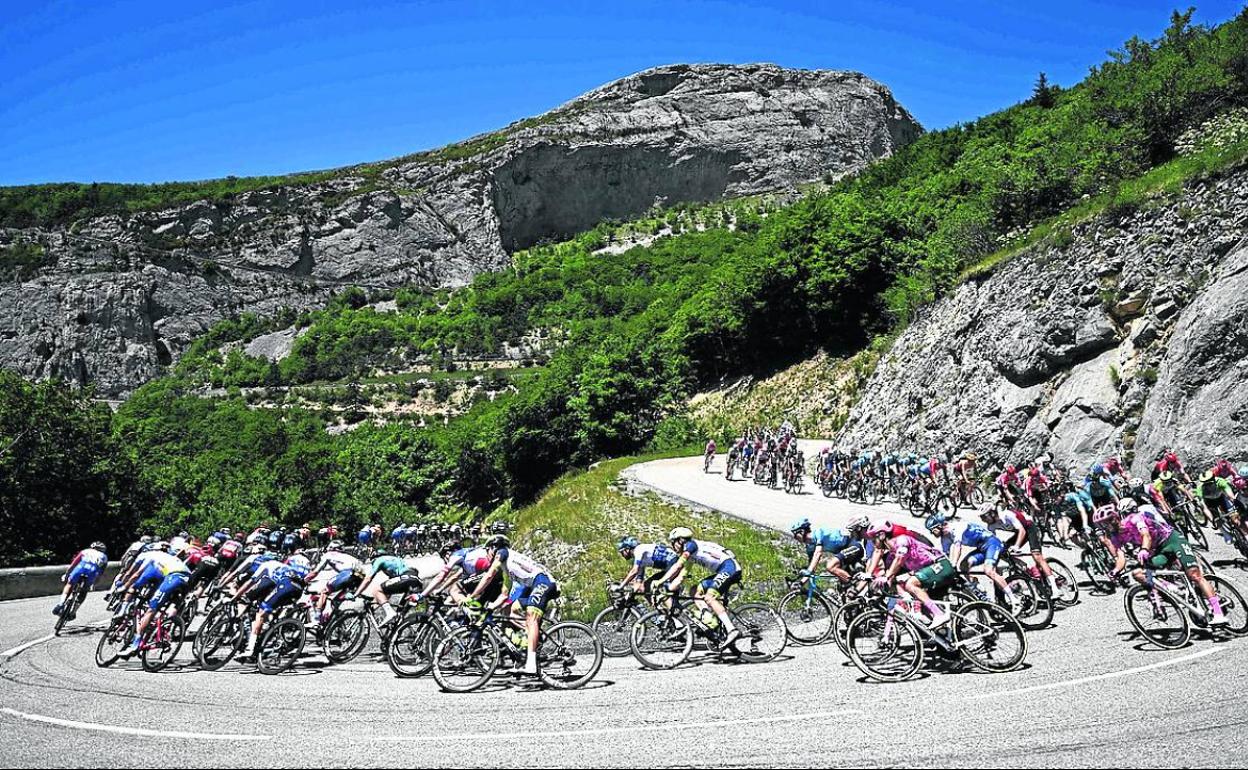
0,63,920,396
835,169,1248,473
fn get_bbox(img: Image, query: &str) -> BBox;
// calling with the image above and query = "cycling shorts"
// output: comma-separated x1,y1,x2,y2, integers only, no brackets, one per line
67,562,103,587
133,560,167,592
185,557,220,592
260,578,304,613
513,574,560,615
829,545,864,568
327,569,361,594
148,572,190,610
247,577,277,604
381,573,423,597
913,558,957,592
1148,531,1198,571
700,559,742,597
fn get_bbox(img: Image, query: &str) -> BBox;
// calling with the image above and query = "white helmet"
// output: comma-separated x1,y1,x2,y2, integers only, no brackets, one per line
668,527,694,543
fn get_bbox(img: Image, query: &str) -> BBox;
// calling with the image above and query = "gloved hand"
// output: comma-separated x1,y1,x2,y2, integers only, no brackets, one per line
799,568,812,578
872,576,889,590
1136,550,1152,566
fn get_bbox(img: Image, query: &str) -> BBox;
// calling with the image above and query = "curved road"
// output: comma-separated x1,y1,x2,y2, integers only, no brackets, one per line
2,450,1246,767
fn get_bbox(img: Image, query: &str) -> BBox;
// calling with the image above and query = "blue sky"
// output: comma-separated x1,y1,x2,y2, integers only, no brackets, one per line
1,0,1243,185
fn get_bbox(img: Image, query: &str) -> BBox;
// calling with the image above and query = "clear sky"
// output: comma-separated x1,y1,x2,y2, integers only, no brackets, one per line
1,0,1243,185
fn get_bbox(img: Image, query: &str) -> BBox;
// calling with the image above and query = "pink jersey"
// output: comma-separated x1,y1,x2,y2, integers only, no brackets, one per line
1024,471,1049,496
887,534,944,573
1109,509,1174,551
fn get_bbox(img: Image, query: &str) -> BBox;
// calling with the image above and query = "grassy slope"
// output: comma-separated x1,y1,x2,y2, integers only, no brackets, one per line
508,453,801,621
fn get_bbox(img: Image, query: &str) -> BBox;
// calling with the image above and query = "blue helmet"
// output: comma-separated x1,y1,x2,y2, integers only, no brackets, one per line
789,518,812,535
1091,463,1106,476
616,536,639,552
925,513,948,533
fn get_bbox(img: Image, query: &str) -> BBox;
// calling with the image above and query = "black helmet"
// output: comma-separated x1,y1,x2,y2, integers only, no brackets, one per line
486,534,510,550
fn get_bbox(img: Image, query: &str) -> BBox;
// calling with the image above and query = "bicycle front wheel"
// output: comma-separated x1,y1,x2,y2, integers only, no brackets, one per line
845,609,924,683
140,614,186,672
730,602,788,663
432,626,500,693
592,604,643,657
1123,584,1190,650
1207,575,1248,636
196,610,244,671
777,589,834,645
95,617,128,668
538,621,603,690
322,609,370,664
629,610,693,670
1048,559,1080,607
952,601,1027,673
256,617,306,674
387,615,440,678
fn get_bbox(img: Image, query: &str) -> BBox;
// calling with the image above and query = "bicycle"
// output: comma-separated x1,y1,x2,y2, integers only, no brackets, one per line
844,584,1027,682
776,573,843,645
1121,567,1248,649
431,607,602,692
629,586,786,669
591,580,648,657
386,595,465,678
54,579,92,636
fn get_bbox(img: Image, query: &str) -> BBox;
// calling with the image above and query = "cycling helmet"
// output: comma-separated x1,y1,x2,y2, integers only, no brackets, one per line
205,535,222,549
864,521,891,540
152,540,171,552
668,527,694,543
1199,470,1215,482
1239,467,1248,479
327,540,343,551
846,515,869,533
1091,464,1106,476
285,554,311,570
486,535,510,550
789,518,812,535
978,505,999,521
1005,463,1016,474
1093,505,1120,528
438,541,460,558
247,543,267,555
966,452,978,462
1159,470,1175,482
90,541,106,552
925,514,947,533
617,536,639,552
1117,498,1138,514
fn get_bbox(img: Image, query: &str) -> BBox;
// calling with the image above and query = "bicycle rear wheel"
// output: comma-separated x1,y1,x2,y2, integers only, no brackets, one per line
845,609,924,682
95,617,129,668
831,601,865,657
196,610,244,670
777,589,834,645
1123,584,1190,649
322,609,370,663
432,626,500,693
951,601,1027,673
629,610,693,670
140,614,186,672
1005,575,1053,630
729,602,787,663
538,621,603,690
1048,559,1080,607
257,617,306,674
387,615,439,677
592,604,643,657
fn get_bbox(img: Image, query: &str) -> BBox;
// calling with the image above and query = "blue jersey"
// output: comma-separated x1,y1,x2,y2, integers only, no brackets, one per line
1083,476,1117,504
806,528,853,558
357,528,373,545
958,522,996,550
632,543,676,572
1064,488,1093,510
371,555,408,576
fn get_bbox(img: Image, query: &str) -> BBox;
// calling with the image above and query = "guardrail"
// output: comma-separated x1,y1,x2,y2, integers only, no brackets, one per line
0,563,121,601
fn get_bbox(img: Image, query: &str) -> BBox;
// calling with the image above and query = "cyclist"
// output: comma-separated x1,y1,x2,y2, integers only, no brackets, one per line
1097,498,1226,626
1060,484,1095,546
1197,469,1247,540
928,514,1017,612
614,536,677,591
306,541,363,622
355,550,419,627
704,438,717,471
54,541,108,619
1022,465,1050,518
789,517,863,583
120,548,191,657
468,535,558,677
995,464,1022,508
1153,449,1193,485
656,527,742,648
239,554,312,663
863,521,955,629
980,504,1058,595
420,541,497,604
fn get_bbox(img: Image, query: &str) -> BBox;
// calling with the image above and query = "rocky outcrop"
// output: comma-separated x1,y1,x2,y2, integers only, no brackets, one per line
835,166,1248,474
0,64,920,396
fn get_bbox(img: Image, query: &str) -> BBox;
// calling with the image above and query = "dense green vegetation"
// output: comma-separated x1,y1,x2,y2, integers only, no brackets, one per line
3,10,1248,563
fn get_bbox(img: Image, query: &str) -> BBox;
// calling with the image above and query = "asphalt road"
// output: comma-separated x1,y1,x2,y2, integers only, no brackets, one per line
3,449,1247,767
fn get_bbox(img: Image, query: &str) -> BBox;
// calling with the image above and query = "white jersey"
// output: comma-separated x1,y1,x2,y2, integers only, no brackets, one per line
633,543,676,572
498,548,549,587
254,561,282,581
684,540,735,571
139,550,190,576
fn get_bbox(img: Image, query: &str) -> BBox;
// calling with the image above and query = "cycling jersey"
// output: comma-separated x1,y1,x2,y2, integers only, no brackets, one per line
217,539,242,560
682,540,735,572
806,529,854,558
446,547,491,577
357,528,373,545
496,548,550,588
371,555,408,577
1198,475,1233,500
632,543,676,573
886,535,944,573
66,547,107,586
1110,508,1174,550
1084,476,1117,505
1064,488,1093,511
1024,472,1049,497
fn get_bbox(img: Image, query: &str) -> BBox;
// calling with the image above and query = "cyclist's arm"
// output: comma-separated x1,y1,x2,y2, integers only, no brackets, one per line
620,564,641,587
468,559,503,602
805,546,824,574
657,553,688,590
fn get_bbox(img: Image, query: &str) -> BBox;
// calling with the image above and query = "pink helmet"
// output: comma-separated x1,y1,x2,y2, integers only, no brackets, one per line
865,521,892,539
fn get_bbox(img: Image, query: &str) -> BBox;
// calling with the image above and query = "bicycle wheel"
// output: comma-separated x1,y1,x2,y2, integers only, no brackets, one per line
538,621,603,690
845,609,924,683
95,617,128,668
831,600,865,656
951,601,1027,673
591,604,643,657
729,602,787,663
1123,584,1190,649
322,608,370,663
1207,575,1248,636
432,626,500,693
1005,574,1053,630
387,614,439,677
1048,559,1080,607
257,617,306,674
1187,500,1210,528
54,597,73,636
629,610,693,670
197,610,246,671
1081,545,1117,595
777,588,835,645
140,615,186,672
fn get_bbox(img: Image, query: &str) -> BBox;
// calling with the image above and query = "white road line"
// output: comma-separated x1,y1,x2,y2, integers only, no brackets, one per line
0,634,54,659
964,646,1223,701
1,708,273,741
375,709,864,743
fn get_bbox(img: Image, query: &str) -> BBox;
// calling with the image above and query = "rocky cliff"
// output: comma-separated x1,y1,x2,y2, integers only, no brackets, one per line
0,63,920,397
834,165,1248,475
